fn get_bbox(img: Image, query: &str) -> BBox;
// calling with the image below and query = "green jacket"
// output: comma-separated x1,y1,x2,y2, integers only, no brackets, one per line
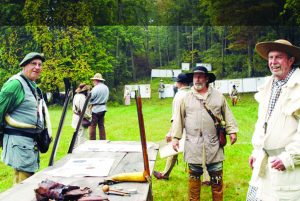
0,78,24,134
1,72,40,173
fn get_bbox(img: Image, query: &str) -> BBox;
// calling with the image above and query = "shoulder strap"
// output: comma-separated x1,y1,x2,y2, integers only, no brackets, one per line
20,74,43,100
75,105,82,115
20,74,45,127
203,102,219,126
36,87,43,99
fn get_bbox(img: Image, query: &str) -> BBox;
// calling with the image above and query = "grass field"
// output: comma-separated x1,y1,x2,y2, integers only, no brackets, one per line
0,91,258,201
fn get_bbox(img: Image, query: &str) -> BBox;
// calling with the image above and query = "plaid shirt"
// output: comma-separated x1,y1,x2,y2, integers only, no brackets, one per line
267,68,296,119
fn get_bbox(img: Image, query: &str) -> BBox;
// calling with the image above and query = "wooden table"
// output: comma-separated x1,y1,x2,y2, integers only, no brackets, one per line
0,141,159,201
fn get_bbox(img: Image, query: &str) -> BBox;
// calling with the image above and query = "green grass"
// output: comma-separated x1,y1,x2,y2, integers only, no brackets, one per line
0,92,258,201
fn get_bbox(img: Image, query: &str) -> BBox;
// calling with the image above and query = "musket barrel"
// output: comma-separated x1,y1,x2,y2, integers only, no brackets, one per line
48,90,72,166
135,90,150,178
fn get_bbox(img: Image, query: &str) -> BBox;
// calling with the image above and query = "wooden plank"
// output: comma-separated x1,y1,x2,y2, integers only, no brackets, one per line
110,152,156,175
0,141,158,201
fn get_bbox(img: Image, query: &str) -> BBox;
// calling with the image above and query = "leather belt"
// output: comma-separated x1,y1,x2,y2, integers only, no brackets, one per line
93,103,105,106
4,128,37,139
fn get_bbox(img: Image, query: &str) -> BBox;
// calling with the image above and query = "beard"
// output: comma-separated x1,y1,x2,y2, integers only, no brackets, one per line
270,64,286,80
194,83,205,90
270,64,281,73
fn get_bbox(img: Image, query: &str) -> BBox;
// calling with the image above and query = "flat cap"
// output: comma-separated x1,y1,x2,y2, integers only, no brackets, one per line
19,52,45,67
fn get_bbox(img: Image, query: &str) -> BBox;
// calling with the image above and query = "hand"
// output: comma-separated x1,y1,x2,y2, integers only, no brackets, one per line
165,132,172,143
172,138,179,152
229,133,237,145
271,157,286,171
249,156,256,170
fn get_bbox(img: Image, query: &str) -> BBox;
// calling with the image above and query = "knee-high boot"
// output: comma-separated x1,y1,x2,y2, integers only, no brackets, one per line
209,170,223,201
189,175,201,201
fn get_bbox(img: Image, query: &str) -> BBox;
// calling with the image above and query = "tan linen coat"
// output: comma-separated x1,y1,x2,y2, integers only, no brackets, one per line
250,68,300,200
172,86,238,164
72,93,91,129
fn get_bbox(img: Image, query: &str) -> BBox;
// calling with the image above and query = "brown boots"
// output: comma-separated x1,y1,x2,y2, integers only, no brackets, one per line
188,170,224,201
209,170,224,201
188,176,201,201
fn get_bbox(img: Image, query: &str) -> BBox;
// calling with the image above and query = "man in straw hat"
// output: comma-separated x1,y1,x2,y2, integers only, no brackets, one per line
72,83,91,148
89,73,109,140
172,66,238,201
247,39,300,201
0,52,49,183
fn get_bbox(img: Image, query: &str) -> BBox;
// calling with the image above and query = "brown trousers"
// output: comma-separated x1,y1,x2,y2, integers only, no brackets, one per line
89,111,106,140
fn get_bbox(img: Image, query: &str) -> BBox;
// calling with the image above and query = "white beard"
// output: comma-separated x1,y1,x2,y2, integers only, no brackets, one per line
194,83,205,90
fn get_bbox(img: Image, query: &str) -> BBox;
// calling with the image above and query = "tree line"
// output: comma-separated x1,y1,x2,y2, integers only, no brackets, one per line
1,1,300,103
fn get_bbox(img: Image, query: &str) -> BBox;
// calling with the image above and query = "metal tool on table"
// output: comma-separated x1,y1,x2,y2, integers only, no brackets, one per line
102,185,130,196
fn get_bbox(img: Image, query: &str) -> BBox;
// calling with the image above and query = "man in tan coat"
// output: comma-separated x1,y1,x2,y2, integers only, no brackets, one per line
247,39,300,201
154,73,191,180
172,66,238,201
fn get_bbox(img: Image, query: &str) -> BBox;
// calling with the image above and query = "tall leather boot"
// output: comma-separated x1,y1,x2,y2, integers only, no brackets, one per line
189,175,201,201
89,126,96,140
209,170,223,201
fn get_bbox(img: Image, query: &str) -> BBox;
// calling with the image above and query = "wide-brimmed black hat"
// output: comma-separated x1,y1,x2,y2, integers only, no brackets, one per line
256,39,300,65
186,66,216,83
176,73,191,84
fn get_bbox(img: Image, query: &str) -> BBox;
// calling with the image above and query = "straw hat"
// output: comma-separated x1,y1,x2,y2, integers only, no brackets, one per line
91,73,105,81
75,83,90,93
256,39,300,64
186,66,216,83
19,52,45,67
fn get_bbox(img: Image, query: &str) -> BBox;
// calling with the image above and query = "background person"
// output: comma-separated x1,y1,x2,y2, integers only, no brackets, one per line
124,87,131,106
0,52,46,183
172,76,178,96
154,73,191,180
230,85,238,106
89,73,109,140
247,39,300,201
172,66,238,201
72,83,91,148
158,79,165,99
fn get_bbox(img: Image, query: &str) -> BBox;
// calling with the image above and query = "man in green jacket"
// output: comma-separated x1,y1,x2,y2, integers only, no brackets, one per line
0,52,45,183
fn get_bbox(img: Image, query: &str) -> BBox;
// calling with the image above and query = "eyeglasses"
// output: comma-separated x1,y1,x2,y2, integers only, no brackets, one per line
30,61,42,67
